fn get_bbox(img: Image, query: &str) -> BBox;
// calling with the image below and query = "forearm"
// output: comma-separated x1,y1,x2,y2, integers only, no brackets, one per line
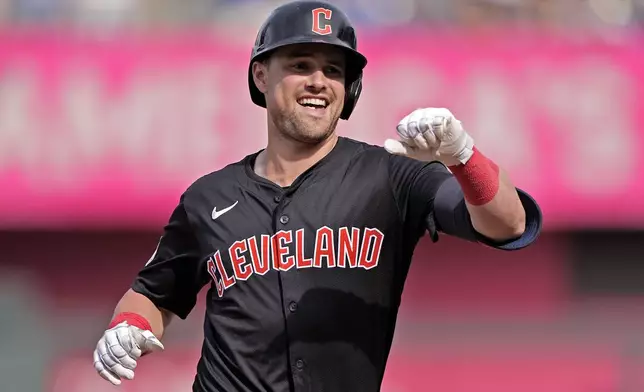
449,148,526,241
113,289,174,339
464,169,525,240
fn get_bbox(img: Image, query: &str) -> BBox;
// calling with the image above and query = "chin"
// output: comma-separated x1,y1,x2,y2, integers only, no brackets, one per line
281,116,338,145
289,128,334,145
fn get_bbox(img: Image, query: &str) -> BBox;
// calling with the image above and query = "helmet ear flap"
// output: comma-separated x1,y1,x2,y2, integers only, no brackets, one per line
340,72,362,120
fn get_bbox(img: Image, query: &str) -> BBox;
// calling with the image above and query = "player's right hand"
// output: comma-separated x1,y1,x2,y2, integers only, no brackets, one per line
93,321,164,385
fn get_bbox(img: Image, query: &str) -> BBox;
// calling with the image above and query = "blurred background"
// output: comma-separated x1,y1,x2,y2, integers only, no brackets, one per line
1,0,644,391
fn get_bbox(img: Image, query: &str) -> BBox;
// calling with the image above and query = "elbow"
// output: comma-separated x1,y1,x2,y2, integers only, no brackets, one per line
483,224,524,242
495,192,528,240
501,207,527,240
508,216,526,239
499,204,526,240
472,208,526,242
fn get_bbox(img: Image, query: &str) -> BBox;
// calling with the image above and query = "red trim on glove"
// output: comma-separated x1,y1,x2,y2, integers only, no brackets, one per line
109,312,152,332
448,147,500,206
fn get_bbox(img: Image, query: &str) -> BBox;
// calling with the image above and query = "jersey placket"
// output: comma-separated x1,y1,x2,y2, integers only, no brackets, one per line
270,184,312,390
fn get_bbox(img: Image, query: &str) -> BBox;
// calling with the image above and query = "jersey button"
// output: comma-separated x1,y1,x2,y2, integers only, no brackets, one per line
295,359,305,370
279,215,289,224
288,302,297,312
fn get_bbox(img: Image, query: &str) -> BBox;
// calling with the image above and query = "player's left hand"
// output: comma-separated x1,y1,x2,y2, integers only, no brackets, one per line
384,108,475,166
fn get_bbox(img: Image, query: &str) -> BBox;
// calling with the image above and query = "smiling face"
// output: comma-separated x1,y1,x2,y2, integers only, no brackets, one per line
252,43,347,144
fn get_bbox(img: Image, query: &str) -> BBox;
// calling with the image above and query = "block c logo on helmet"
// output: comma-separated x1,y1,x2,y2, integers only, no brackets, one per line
312,8,332,35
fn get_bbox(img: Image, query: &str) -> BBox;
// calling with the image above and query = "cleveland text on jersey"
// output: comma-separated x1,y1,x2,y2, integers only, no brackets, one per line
206,226,384,298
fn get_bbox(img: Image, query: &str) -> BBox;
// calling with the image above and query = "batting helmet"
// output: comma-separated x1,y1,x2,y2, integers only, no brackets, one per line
248,0,367,120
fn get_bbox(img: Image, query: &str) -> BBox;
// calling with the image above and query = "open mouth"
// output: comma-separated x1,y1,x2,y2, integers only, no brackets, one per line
297,97,328,110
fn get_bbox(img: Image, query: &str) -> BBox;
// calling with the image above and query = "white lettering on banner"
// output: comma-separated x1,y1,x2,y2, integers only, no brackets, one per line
54,65,107,184
463,64,535,175
0,63,40,173
0,61,226,188
529,57,634,194
62,66,106,166
349,55,637,193
115,64,222,178
0,49,638,196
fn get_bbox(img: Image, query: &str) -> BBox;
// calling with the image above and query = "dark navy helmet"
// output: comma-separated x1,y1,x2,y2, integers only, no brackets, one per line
248,0,367,120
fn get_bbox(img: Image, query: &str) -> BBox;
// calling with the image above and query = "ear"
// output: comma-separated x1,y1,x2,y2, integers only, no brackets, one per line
252,61,268,94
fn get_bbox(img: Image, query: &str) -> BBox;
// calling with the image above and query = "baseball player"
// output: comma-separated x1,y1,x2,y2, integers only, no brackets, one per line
92,1,542,391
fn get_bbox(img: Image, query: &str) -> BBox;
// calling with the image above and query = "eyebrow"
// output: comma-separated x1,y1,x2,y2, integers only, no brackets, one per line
287,51,344,67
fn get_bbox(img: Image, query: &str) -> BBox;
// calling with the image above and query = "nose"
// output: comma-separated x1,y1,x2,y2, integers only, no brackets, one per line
305,69,327,92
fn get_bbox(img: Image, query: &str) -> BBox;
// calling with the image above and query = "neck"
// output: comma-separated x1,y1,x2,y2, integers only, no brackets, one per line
255,127,338,187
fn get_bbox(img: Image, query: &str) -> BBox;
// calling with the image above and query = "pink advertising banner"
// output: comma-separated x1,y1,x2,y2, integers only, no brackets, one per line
0,30,643,229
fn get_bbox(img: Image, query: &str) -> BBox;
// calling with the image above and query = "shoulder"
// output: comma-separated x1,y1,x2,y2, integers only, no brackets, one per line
337,137,391,164
337,137,451,187
181,152,256,204
340,137,447,175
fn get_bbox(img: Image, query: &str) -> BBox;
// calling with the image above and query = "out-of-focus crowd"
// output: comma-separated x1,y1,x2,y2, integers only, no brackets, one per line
0,0,643,31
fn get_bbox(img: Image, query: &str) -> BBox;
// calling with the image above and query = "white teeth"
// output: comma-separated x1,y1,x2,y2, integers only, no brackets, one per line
298,98,327,107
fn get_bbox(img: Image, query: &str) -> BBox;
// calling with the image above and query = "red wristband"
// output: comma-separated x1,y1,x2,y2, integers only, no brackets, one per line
109,312,152,331
448,147,500,206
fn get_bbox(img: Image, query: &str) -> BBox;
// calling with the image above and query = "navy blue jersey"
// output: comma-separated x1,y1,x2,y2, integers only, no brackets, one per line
131,137,541,392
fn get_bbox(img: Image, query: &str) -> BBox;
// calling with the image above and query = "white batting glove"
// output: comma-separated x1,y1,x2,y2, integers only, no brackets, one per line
384,107,475,167
93,321,164,385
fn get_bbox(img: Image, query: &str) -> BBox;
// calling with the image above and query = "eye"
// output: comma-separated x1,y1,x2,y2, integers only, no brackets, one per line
325,66,343,77
292,62,309,71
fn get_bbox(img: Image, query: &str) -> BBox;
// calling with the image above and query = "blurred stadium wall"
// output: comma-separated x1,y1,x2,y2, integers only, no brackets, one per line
1,1,644,391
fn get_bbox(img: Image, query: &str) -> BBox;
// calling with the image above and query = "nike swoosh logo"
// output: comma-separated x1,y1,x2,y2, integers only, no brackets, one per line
212,201,238,220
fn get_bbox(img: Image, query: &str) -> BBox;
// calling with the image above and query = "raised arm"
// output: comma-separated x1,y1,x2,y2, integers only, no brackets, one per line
386,107,542,249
